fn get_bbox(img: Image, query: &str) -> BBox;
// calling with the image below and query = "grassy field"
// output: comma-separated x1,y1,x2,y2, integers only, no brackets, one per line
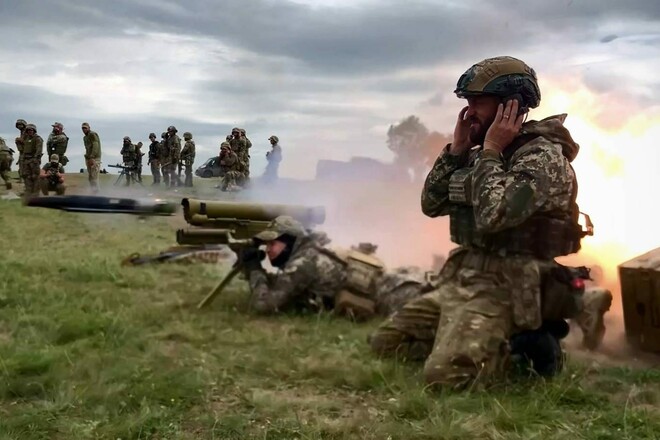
1,173,659,439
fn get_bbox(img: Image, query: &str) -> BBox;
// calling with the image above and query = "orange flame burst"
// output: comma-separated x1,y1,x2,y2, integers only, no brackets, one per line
539,81,660,291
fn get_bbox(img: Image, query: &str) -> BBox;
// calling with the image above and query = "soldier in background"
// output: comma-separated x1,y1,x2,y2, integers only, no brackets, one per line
0,136,14,190
158,132,170,187
39,153,66,195
46,122,69,168
147,133,161,186
218,141,243,191
82,122,102,193
229,127,248,179
165,126,181,188
262,135,282,183
120,136,137,186
240,128,252,177
180,132,196,187
20,123,43,197
15,119,27,183
135,141,144,182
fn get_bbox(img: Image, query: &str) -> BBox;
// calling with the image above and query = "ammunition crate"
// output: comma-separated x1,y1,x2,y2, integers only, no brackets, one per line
619,247,660,352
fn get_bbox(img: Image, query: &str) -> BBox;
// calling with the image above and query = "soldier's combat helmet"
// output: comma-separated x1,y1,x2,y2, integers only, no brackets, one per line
149,132,156,139
50,154,59,162
123,136,131,142
15,119,27,128
51,122,64,130
268,135,279,143
161,132,167,139
220,141,230,149
167,125,177,133
454,56,541,112
254,216,306,242
25,123,37,133
183,132,192,140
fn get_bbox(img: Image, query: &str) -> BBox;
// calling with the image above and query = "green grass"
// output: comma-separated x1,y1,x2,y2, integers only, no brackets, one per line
0,180,659,439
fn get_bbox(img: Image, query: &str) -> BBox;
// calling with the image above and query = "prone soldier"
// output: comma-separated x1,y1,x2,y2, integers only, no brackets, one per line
46,122,69,168
39,154,66,195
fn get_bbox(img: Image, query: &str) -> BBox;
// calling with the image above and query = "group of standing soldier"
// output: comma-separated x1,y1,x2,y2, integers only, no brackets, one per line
144,126,196,188
0,120,103,196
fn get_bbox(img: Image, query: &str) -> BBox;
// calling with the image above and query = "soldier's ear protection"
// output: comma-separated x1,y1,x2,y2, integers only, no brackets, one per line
502,93,528,116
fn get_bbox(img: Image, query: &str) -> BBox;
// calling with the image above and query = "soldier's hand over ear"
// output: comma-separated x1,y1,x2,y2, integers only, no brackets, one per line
483,99,525,154
449,106,476,155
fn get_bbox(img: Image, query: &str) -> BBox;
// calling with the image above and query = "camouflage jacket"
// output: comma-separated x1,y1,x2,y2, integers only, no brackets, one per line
421,114,578,233
229,137,247,159
22,135,44,157
219,151,240,173
0,137,12,159
421,114,580,330
120,142,136,164
248,237,432,315
42,162,65,176
47,132,69,156
166,135,181,162
248,236,346,314
181,140,195,165
83,131,102,160
148,141,160,161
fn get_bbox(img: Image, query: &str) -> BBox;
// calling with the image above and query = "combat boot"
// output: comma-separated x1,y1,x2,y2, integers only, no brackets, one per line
574,287,613,350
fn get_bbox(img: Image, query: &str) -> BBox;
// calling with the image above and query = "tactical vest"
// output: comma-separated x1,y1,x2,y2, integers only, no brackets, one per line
447,136,587,260
317,246,385,320
22,136,40,156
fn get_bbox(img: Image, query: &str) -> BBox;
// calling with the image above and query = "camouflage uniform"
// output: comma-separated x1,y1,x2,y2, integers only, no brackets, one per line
147,134,161,185
15,119,26,183
20,124,44,197
120,137,137,186
158,132,170,187
229,128,249,178
165,126,181,188
135,142,144,182
370,57,591,388
181,132,196,187
39,154,66,195
263,135,282,183
82,122,102,192
46,122,69,168
218,142,244,191
246,217,433,317
0,137,14,189
240,128,252,177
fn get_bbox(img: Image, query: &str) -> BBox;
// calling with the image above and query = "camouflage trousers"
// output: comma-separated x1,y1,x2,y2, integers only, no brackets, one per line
220,171,245,191
183,164,193,187
0,156,12,188
150,159,161,184
165,163,181,188
369,248,542,389
160,162,171,186
86,158,100,192
39,178,66,195
20,157,41,197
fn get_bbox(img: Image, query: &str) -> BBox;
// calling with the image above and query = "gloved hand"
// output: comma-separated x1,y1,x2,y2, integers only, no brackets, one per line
237,246,266,273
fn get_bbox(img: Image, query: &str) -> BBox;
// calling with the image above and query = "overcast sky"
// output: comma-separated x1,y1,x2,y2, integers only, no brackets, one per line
0,0,658,177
